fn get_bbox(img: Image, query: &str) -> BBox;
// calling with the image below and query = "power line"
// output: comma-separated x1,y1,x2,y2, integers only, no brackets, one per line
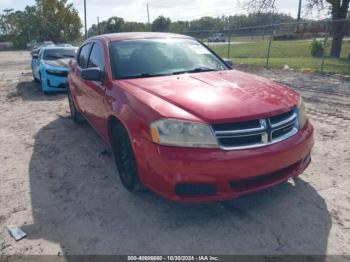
147,0,245,21
148,0,190,6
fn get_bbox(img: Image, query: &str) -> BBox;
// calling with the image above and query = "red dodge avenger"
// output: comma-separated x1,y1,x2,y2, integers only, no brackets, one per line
68,32,314,202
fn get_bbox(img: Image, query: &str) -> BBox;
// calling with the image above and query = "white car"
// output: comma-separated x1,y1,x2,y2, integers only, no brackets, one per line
208,33,226,42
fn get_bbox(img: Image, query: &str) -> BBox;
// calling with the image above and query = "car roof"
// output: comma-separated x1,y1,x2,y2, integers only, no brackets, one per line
41,46,78,50
88,32,193,42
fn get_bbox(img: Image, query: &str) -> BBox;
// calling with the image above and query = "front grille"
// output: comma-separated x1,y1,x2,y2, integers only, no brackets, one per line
213,119,260,131
46,70,68,77
230,160,301,192
219,134,262,147
270,110,294,125
212,109,299,150
57,83,68,89
47,80,68,88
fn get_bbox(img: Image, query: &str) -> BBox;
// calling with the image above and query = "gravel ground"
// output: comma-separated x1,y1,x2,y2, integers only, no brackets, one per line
0,51,349,257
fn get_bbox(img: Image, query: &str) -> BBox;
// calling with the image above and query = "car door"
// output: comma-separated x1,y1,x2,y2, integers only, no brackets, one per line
83,41,108,136
71,43,93,113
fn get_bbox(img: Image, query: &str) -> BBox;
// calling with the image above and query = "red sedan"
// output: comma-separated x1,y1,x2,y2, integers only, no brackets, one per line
68,32,313,202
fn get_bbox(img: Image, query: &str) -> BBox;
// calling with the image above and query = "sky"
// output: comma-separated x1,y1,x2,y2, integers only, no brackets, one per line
0,0,329,28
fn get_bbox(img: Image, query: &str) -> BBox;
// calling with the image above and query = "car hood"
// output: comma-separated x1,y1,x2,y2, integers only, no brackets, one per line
120,70,299,123
43,58,71,69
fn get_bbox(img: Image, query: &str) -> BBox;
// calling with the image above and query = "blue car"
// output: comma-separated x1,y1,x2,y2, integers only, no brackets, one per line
31,46,77,93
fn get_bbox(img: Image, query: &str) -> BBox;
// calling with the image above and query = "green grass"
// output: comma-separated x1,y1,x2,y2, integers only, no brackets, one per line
209,39,350,75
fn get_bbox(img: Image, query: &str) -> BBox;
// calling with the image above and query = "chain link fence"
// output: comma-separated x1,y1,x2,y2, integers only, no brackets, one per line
185,19,350,75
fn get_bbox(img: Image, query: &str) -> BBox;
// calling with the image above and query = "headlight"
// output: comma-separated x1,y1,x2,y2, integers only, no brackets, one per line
150,119,218,148
297,97,308,129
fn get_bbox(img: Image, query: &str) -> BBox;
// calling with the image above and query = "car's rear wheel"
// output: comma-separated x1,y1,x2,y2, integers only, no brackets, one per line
67,89,85,124
112,124,146,192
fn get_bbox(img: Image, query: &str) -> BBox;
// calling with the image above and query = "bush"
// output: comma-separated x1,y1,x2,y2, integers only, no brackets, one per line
310,39,324,57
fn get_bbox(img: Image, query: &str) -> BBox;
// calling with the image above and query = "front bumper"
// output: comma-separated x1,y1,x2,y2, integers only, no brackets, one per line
41,72,68,92
133,121,314,202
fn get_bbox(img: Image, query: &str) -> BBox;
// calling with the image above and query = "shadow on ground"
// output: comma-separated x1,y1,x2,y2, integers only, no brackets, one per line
23,116,331,256
12,80,66,102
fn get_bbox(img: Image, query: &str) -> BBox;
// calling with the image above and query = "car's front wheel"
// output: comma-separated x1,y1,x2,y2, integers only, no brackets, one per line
112,124,146,192
33,72,39,83
67,89,85,124
39,73,48,94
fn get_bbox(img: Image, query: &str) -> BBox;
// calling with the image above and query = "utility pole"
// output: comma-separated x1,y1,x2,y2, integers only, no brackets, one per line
297,0,302,33
147,3,151,31
84,0,87,39
97,16,101,35
27,30,32,43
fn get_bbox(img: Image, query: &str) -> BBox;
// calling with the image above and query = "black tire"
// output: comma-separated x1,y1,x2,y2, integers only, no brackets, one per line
112,124,146,192
67,89,85,124
39,73,43,90
39,73,48,94
33,73,39,83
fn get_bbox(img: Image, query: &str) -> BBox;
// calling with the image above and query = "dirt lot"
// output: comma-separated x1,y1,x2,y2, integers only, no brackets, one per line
0,51,349,257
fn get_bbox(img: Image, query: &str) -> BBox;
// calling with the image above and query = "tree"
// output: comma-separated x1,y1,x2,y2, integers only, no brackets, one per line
323,0,350,57
0,0,82,48
152,16,171,32
88,18,149,36
35,0,82,42
0,8,14,35
189,16,223,31
122,21,148,32
247,0,350,58
170,21,189,33
105,17,125,33
86,12,296,40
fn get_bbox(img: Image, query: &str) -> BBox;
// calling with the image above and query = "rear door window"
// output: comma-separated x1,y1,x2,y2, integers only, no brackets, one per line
78,43,92,69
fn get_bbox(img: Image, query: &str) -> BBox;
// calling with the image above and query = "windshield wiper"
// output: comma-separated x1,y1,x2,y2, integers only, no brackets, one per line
172,67,218,75
119,73,172,79
118,68,218,79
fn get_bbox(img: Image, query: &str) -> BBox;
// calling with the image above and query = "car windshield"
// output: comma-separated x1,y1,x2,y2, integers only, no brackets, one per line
110,38,228,79
43,49,77,60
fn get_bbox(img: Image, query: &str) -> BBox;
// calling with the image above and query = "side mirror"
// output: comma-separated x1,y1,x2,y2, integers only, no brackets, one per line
81,67,102,81
223,58,233,69
32,53,38,59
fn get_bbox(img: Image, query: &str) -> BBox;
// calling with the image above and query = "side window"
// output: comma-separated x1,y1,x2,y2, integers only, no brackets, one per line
78,43,92,69
88,43,105,71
